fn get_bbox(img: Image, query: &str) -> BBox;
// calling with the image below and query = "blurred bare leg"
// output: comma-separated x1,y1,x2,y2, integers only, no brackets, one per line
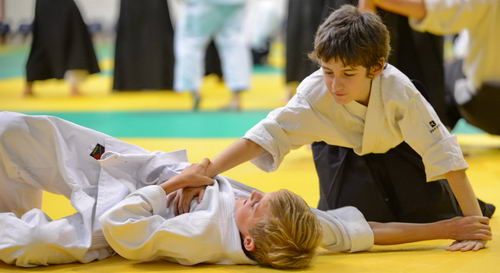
23,81,34,96
220,90,242,111
192,91,201,111
65,70,87,96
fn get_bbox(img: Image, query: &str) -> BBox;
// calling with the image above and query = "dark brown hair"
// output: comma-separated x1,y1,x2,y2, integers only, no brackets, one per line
309,5,390,73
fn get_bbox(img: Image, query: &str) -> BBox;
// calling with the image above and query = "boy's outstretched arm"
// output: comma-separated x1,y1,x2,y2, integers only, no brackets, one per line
444,170,488,250
370,216,491,251
206,138,266,177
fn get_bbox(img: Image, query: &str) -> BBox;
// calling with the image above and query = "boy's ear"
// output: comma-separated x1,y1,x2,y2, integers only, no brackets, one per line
243,235,256,252
369,58,385,78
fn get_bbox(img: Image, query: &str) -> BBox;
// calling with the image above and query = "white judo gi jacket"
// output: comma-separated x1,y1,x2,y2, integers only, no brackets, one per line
0,112,373,267
244,64,468,181
98,166,254,265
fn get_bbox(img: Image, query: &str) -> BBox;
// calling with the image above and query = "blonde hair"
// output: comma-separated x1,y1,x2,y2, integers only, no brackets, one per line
249,189,322,269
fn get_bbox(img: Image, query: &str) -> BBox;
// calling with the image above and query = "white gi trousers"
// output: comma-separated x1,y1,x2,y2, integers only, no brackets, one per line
174,1,251,92
0,112,145,267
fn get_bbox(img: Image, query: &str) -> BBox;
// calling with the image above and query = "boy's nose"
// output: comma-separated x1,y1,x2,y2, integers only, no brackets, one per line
331,78,342,90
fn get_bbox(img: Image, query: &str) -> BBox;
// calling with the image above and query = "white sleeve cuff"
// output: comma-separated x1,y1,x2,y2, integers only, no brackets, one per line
422,135,469,181
312,206,374,253
133,185,168,215
243,123,286,172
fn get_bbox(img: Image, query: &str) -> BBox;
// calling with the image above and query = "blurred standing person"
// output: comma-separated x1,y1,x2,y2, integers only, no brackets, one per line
360,0,500,134
174,0,251,111
247,0,286,66
113,0,175,91
24,0,100,96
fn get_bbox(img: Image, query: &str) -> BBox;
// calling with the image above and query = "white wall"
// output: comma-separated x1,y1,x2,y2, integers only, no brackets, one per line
4,0,34,29
4,0,119,31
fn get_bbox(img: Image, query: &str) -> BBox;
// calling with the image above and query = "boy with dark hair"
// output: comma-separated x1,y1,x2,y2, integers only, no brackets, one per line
192,5,494,252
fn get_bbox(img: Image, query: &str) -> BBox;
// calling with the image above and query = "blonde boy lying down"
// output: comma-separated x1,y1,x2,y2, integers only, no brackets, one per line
0,112,491,268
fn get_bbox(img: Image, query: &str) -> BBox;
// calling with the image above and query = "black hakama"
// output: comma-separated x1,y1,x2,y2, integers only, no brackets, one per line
113,0,174,91
26,0,100,82
312,141,494,222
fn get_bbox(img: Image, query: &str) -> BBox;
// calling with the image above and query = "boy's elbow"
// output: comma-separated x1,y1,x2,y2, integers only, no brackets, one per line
243,138,265,151
444,169,467,181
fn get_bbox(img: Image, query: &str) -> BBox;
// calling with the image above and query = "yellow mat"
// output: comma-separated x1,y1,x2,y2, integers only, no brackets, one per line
0,73,288,111
1,70,499,272
0,137,498,273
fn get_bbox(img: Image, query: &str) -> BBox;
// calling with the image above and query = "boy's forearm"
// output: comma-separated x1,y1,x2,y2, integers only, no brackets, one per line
206,138,265,177
370,221,448,245
159,176,188,195
159,159,213,194
445,170,482,216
